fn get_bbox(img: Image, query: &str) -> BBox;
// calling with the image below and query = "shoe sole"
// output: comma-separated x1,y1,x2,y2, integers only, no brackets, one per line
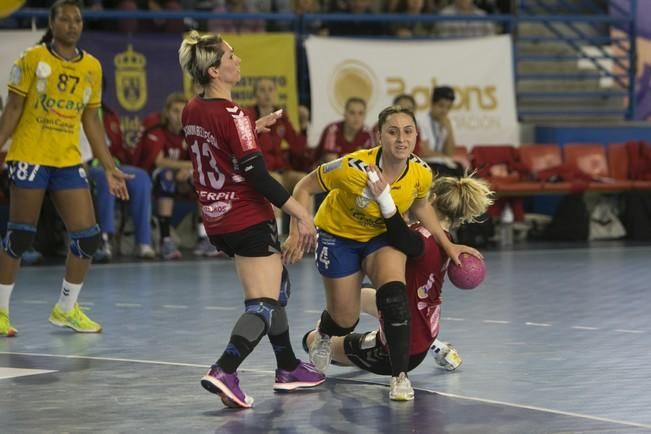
272,378,326,392
201,375,253,409
1,329,17,337
48,318,102,333
390,393,415,401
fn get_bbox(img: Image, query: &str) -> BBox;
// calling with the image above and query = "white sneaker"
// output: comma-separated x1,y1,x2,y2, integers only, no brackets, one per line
136,244,156,259
309,329,332,373
430,342,463,371
389,372,414,401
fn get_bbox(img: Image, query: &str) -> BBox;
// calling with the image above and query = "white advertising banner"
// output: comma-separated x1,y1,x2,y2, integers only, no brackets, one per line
305,35,519,148
0,30,40,100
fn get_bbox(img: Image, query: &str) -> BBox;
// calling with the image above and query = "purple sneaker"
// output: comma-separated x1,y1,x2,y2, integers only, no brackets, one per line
273,360,326,392
201,365,254,408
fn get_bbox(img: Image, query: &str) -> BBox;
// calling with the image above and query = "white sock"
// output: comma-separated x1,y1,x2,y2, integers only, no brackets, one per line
57,280,83,312
0,283,15,311
197,222,207,239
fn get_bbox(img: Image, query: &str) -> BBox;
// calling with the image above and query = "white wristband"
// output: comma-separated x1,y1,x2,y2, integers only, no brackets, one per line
376,185,397,217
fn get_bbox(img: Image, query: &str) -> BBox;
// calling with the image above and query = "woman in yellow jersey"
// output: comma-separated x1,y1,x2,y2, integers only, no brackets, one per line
284,105,480,401
0,0,130,337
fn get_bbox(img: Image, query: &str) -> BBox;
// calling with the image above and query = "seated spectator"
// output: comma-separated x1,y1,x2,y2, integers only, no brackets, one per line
417,86,464,177
293,0,325,34
437,0,496,39
314,96,373,164
79,105,156,262
136,93,219,259
391,0,434,38
246,78,311,232
115,0,184,33
325,0,387,36
208,0,265,34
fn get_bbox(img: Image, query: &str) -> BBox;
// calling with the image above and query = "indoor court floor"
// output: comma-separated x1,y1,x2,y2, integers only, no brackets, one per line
1,245,651,433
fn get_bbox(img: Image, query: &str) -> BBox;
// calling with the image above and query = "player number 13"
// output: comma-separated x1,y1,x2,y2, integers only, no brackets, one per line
190,140,225,190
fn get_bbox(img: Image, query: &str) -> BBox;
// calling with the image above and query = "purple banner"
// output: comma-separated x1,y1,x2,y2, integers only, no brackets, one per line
80,31,184,145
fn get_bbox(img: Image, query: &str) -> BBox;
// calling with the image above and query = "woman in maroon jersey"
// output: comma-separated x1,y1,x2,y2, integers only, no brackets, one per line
304,172,493,378
178,31,324,409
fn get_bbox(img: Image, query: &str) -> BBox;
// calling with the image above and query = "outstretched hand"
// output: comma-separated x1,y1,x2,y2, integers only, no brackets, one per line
256,109,283,134
105,167,134,200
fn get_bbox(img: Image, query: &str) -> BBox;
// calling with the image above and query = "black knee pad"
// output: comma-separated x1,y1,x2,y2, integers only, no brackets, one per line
153,168,177,198
69,225,101,259
319,310,359,337
268,303,288,336
376,281,410,324
2,223,37,258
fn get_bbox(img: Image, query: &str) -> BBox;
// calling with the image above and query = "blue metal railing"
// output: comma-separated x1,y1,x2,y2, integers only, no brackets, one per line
8,2,638,121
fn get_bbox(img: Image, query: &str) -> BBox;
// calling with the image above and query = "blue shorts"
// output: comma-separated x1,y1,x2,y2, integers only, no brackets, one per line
7,161,89,190
315,229,390,278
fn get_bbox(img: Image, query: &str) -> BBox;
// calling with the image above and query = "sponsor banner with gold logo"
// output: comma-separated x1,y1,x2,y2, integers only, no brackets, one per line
305,35,519,147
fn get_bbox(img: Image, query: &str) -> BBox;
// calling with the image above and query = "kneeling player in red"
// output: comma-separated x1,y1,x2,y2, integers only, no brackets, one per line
304,171,492,381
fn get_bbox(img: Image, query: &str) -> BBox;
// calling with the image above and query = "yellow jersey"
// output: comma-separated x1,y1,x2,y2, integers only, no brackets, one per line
6,43,102,167
315,146,432,242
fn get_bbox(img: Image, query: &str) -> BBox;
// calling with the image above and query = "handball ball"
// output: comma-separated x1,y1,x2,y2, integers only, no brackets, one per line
448,254,485,290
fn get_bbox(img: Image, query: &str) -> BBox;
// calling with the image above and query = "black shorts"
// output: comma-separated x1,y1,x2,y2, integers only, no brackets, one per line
209,220,281,258
343,330,428,376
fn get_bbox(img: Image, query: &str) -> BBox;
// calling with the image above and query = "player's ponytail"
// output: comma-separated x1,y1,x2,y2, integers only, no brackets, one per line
431,174,494,229
178,31,224,86
38,28,53,44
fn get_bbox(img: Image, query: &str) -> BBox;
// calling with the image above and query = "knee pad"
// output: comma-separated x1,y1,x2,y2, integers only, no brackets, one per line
278,266,291,307
376,281,410,325
69,225,101,259
2,223,37,258
244,297,280,332
268,304,288,336
154,168,176,197
319,309,359,337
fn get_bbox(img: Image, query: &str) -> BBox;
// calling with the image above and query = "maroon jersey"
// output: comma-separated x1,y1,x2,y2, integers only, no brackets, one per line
315,121,372,162
135,126,188,173
181,97,274,235
404,224,450,355
245,105,309,172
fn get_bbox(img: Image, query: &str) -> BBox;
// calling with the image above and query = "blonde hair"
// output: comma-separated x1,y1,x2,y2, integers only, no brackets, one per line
431,175,494,229
178,31,224,86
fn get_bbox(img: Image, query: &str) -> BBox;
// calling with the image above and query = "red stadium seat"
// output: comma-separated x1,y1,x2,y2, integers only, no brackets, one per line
563,143,632,191
452,145,470,171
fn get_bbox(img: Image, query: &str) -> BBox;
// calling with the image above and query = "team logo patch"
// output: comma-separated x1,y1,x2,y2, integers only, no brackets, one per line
355,195,371,209
9,64,21,86
82,87,92,104
202,201,232,220
35,61,51,94
323,158,342,173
